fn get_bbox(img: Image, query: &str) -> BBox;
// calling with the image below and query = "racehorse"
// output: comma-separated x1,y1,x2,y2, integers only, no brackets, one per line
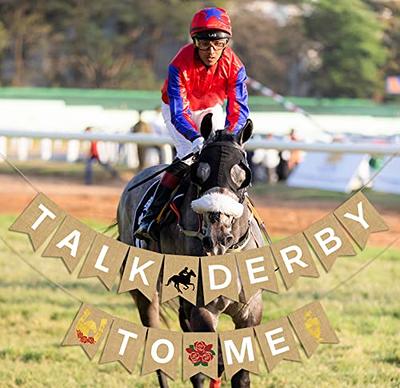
165,269,196,293
117,115,265,388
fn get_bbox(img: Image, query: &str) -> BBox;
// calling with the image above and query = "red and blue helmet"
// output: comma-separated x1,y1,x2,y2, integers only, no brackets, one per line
190,7,232,40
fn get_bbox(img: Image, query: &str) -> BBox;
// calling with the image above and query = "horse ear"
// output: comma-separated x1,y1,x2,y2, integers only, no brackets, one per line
200,113,214,140
236,119,253,145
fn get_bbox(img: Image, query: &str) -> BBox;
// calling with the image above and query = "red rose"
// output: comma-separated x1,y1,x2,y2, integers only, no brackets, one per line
194,341,207,353
201,352,213,363
81,336,88,343
188,351,201,364
87,337,95,344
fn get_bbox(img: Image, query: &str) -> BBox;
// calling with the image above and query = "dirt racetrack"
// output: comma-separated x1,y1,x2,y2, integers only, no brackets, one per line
1,173,399,249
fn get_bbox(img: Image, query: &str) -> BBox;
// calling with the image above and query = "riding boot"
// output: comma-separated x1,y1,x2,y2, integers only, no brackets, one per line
134,160,188,241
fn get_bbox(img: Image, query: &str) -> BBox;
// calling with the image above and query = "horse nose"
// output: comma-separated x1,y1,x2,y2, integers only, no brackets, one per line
219,234,234,247
203,236,213,251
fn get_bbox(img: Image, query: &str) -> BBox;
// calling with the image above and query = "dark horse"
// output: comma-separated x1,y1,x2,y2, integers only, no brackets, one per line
117,116,265,388
165,268,196,293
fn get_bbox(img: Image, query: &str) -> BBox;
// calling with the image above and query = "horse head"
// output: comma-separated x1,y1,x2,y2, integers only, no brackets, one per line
190,113,253,255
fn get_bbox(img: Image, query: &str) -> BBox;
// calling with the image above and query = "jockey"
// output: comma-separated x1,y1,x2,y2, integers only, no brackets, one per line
135,7,250,241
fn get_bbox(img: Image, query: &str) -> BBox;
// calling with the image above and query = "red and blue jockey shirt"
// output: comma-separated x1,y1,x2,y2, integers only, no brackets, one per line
161,43,249,142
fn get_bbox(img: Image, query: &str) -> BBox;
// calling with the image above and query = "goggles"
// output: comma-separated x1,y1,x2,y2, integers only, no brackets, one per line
195,38,229,51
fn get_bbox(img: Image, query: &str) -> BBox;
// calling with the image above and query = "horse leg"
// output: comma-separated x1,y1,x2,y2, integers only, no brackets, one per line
129,290,169,388
175,283,182,293
228,293,263,388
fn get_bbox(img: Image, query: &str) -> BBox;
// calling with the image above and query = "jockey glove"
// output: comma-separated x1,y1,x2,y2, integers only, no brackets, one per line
192,137,205,154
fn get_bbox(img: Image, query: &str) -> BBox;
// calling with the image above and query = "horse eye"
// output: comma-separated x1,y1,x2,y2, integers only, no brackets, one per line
230,164,246,186
197,162,210,182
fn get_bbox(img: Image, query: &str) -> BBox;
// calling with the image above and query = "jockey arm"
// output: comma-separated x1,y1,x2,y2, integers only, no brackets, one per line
225,65,250,134
167,64,201,142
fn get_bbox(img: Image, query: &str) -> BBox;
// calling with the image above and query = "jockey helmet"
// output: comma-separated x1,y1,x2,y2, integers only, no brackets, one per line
190,7,232,40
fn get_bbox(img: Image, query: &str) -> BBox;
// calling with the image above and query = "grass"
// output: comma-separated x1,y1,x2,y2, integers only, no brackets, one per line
0,214,399,387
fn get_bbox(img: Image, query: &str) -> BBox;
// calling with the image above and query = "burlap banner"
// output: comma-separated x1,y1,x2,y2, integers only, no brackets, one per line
254,316,301,372
271,233,320,289
42,215,96,273
142,328,182,380
9,193,389,302
201,254,240,305
9,192,65,251
62,303,113,359
99,318,147,373
9,191,390,381
235,246,279,300
219,327,259,379
118,246,164,302
182,332,218,380
288,301,339,358
334,192,388,249
304,214,357,272
79,233,129,290
162,254,199,305
64,302,338,379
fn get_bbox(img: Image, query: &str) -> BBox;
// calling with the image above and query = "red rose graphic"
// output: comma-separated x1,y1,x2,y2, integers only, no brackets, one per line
194,341,207,353
188,351,201,364
186,342,215,366
201,352,213,363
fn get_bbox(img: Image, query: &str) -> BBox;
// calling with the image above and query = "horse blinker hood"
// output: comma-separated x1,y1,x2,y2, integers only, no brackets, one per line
192,141,251,195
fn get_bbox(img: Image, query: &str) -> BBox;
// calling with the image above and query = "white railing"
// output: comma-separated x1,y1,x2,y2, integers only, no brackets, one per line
0,129,398,155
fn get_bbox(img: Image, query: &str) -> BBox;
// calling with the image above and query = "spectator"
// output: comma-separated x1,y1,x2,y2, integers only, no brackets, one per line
130,111,158,169
288,128,302,171
84,126,118,185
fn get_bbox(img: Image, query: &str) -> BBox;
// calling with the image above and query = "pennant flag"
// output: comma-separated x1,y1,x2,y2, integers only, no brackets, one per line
219,328,259,379
271,233,319,289
99,318,147,373
235,246,279,301
334,192,389,249
119,246,164,302
142,328,182,380
201,254,239,305
254,317,301,372
162,255,199,305
182,332,218,381
62,303,113,359
78,234,129,290
288,301,339,358
304,214,356,272
42,215,96,273
9,193,66,251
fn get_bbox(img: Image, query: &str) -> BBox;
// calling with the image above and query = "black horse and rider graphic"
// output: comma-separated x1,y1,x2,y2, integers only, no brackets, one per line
165,266,196,294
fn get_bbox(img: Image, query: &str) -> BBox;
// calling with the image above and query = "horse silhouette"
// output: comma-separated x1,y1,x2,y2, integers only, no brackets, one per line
165,267,196,294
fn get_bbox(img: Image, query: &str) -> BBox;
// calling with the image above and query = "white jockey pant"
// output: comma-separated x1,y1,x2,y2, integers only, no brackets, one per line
161,102,225,161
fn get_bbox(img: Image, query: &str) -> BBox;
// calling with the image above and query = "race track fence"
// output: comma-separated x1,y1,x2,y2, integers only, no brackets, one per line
0,129,398,155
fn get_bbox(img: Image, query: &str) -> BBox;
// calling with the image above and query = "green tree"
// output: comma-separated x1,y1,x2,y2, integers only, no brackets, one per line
0,0,51,86
231,4,309,95
364,0,400,82
304,0,387,98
